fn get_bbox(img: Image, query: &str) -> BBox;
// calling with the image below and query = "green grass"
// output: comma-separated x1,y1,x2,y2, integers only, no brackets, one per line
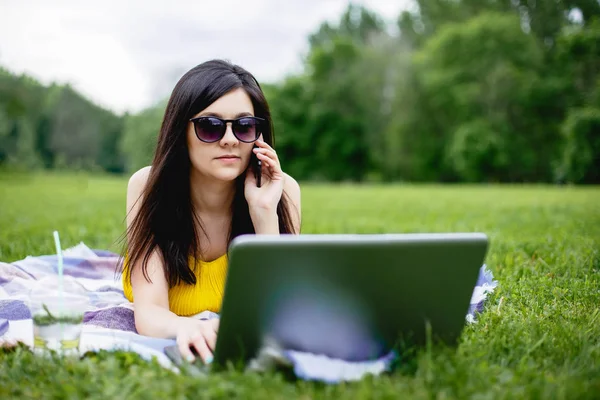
1,172,599,399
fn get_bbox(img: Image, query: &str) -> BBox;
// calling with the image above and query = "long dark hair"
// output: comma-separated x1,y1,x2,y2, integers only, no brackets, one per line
120,59,297,288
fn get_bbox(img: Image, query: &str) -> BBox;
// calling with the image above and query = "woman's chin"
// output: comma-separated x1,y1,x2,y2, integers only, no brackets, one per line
213,169,245,182
191,165,246,183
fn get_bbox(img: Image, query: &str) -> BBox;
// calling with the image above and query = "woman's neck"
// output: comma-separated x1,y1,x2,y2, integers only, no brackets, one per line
189,169,235,217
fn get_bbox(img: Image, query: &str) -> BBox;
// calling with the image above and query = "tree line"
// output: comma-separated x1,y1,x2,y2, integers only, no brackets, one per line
1,0,598,183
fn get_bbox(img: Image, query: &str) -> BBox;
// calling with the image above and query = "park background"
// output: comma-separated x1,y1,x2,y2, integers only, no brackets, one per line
0,0,598,184
0,1,599,398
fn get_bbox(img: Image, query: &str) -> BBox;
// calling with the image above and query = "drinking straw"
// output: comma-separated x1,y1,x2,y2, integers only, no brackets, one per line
53,231,64,314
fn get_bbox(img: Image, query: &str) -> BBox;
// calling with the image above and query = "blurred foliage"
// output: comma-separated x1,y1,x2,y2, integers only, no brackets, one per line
120,99,166,173
0,1,599,183
0,69,124,173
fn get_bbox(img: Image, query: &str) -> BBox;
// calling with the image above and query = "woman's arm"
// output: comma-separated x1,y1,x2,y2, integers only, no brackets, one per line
245,138,302,234
125,167,217,363
126,167,175,336
249,174,301,234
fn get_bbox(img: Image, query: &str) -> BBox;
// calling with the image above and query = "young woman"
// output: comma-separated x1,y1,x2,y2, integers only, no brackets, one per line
120,59,301,364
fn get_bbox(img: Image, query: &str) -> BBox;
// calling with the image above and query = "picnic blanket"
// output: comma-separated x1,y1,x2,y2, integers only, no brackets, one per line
0,243,182,370
0,242,498,382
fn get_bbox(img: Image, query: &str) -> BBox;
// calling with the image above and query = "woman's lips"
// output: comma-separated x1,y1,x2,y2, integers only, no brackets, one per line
216,155,240,164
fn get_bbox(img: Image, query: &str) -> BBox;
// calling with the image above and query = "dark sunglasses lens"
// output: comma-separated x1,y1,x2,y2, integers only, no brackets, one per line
195,118,224,142
234,118,260,142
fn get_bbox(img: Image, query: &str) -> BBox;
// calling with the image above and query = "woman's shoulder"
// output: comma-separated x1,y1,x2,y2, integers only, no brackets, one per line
128,166,152,191
282,172,301,232
283,172,300,197
126,166,152,208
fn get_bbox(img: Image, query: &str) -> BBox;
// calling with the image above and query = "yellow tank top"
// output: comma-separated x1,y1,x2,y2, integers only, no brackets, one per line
122,254,228,317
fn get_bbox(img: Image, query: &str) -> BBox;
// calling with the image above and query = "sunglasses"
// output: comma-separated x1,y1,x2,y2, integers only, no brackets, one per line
190,116,266,143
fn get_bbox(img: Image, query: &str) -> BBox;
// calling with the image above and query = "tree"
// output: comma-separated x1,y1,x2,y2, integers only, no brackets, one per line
557,107,600,183
398,0,600,48
414,12,545,181
301,4,390,181
120,102,166,173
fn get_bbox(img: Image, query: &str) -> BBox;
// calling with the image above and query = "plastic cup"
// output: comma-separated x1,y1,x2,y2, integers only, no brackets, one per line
29,292,88,356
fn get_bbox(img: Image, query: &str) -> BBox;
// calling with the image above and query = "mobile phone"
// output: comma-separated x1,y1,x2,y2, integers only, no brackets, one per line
251,144,262,187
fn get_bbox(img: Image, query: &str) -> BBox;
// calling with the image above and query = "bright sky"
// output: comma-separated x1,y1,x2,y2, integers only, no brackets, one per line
0,0,413,114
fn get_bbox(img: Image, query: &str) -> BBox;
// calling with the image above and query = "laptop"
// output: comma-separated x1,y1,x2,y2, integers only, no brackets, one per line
207,232,489,369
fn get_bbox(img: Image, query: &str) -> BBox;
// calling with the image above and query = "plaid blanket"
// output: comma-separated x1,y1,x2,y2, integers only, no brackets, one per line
0,242,179,369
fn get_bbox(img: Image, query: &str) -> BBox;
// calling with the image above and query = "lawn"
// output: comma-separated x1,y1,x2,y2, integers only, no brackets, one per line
1,172,599,399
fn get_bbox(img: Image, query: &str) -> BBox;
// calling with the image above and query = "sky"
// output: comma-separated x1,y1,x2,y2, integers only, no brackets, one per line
0,0,413,114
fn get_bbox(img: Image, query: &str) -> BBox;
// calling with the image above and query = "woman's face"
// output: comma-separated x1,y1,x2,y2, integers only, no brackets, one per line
186,88,258,183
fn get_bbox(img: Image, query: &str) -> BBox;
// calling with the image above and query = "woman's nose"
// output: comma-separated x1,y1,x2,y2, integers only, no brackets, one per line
220,123,238,145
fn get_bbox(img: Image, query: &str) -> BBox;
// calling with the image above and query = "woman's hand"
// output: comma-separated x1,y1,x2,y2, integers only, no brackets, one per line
244,139,285,221
175,317,220,364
